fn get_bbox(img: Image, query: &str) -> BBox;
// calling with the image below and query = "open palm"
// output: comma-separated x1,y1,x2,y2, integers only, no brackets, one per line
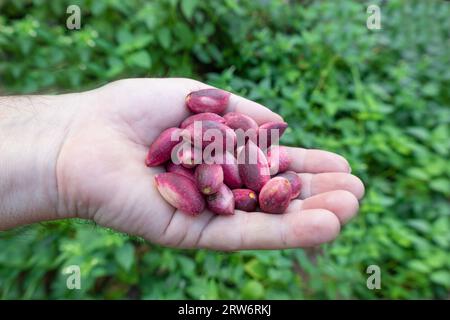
57,78,364,250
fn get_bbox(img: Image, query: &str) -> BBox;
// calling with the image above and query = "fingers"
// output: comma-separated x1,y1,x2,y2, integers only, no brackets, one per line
196,209,340,250
298,172,365,200
287,190,359,224
285,147,350,173
157,209,216,248
158,187,360,250
225,93,283,124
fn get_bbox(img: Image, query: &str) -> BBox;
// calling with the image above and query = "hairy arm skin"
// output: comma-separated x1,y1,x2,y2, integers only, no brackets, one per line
0,94,80,229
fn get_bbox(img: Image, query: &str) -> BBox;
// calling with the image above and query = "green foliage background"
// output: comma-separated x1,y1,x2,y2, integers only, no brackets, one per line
0,0,449,299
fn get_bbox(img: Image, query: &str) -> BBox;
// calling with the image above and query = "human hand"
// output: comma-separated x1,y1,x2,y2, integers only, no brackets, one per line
0,78,364,250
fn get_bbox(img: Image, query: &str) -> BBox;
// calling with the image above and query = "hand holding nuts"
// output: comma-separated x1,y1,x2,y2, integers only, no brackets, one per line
146,88,300,216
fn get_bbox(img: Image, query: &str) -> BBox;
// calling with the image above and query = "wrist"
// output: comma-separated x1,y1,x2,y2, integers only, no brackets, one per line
0,94,80,229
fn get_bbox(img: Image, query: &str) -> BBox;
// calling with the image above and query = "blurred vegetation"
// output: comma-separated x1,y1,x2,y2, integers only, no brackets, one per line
0,0,449,299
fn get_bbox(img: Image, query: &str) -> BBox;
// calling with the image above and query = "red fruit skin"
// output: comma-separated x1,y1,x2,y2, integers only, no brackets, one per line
224,112,259,131
267,146,291,175
195,164,224,195
208,152,243,189
186,89,230,114
259,177,292,214
232,189,258,212
276,171,301,199
258,121,288,149
179,147,197,168
180,113,225,129
172,142,199,168
225,112,259,145
184,120,236,150
207,184,235,215
237,141,270,192
166,162,196,183
146,127,182,166
154,173,205,215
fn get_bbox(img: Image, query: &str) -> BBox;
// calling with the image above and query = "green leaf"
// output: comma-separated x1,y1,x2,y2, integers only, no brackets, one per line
126,50,152,69
157,28,172,50
244,259,267,280
407,220,430,233
407,168,429,181
181,0,199,19
408,260,431,273
241,280,265,299
116,29,133,44
430,179,450,196
430,271,450,287
114,243,135,272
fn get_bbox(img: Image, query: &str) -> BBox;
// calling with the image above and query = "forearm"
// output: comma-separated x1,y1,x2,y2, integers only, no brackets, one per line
0,95,76,229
